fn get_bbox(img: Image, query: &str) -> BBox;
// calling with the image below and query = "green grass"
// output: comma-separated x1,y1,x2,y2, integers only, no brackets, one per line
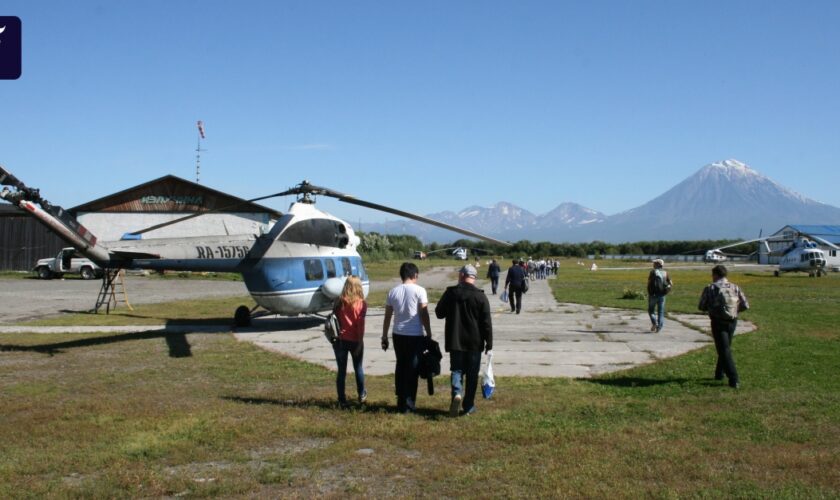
1,265,839,496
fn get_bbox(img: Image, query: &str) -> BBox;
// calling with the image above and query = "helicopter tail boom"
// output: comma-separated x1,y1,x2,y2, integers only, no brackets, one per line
1,165,111,264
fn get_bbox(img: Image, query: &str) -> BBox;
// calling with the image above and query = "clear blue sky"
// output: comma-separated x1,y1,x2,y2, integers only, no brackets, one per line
2,1,839,224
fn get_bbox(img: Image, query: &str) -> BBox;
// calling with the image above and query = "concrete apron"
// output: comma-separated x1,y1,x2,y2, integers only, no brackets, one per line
233,277,756,379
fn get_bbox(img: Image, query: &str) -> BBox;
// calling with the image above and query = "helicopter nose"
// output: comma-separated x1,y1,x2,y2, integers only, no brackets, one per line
321,277,347,300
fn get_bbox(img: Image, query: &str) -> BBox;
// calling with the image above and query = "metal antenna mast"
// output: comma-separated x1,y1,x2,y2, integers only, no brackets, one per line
195,120,206,183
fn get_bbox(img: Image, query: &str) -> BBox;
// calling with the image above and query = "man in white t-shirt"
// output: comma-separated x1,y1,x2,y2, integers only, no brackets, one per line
382,262,433,413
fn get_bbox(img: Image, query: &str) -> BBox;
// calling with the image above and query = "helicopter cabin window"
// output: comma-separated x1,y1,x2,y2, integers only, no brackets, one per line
304,259,324,281
279,219,349,248
341,258,352,276
325,259,337,278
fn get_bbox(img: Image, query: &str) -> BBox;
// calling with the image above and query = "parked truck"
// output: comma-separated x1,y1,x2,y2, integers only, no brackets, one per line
34,247,104,280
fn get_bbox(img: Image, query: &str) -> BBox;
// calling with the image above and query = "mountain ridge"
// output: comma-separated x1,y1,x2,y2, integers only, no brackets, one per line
361,159,840,243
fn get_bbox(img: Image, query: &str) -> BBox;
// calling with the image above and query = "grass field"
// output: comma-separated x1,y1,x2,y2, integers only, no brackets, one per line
1,262,839,497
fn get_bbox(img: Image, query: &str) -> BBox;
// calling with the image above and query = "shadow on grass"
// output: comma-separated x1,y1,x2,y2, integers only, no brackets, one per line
0,329,194,357
585,376,693,388
222,395,451,420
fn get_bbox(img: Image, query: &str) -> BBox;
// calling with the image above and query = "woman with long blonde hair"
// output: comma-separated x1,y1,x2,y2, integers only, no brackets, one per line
332,276,367,408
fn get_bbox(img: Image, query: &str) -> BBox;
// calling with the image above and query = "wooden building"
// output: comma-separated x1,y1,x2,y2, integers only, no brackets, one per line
0,204,70,271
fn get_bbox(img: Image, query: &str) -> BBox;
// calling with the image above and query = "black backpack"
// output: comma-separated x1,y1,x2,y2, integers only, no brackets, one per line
418,338,443,395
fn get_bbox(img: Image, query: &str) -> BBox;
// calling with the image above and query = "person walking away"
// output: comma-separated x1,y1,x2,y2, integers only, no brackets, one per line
435,265,493,417
505,259,527,314
332,276,368,408
647,259,673,332
382,262,433,413
486,259,501,295
698,265,749,389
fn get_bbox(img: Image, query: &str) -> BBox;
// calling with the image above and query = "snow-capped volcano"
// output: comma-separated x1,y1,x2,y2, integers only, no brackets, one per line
594,159,840,240
360,159,840,243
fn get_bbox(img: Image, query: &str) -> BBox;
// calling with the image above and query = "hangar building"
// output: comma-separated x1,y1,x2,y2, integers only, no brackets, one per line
0,175,282,271
759,224,840,268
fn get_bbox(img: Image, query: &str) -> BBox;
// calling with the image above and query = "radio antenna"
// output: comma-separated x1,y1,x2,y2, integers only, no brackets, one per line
195,120,206,183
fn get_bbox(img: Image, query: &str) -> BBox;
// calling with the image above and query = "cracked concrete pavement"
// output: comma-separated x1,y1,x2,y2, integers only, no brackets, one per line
0,271,755,378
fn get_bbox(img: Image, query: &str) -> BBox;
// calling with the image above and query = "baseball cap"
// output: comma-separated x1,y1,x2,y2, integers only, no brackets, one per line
460,264,478,277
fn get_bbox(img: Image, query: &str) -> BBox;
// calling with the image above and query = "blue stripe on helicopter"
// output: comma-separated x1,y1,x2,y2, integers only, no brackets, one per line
130,255,368,294
242,255,368,294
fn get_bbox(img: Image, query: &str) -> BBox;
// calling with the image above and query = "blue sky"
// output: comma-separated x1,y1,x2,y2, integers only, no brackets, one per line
2,1,839,224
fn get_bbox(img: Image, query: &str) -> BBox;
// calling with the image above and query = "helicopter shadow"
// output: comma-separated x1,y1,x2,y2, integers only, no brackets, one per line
0,327,194,358
222,395,450,419
584,376,693,388
243,315,326,332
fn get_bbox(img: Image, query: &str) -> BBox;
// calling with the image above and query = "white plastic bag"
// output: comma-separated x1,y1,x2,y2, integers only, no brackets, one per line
500,290,508,303
481,351,495,399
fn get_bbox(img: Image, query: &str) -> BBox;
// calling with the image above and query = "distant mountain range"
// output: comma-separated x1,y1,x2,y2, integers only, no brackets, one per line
361,159,840,243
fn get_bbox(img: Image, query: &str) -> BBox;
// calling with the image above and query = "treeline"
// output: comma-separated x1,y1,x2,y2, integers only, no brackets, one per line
357,232,745,261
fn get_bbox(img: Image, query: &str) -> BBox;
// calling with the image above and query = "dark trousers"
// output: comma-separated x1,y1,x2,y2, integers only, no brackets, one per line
333,339,365,403
508,284,523,313
393,334,424,409
489,276,499,294
711,318,739,386
450,350,482,413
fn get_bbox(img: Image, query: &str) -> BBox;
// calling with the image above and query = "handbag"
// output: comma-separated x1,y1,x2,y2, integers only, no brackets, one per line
500,290,508,303
481,351,496,399
522,278,529,294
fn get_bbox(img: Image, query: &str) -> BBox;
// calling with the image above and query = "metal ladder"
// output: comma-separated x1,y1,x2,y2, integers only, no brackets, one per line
94,269,134,314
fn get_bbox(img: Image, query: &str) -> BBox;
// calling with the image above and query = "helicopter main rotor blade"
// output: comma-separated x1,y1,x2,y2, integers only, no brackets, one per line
325,190,512,247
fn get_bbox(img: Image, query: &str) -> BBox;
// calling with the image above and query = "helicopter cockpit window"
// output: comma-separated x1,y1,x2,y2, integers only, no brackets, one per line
304,259,324,281
325,259,337,278
279,219,350,248
341,258,352,276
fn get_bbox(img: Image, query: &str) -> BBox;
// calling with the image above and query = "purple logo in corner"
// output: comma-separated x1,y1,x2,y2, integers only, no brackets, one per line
0,16,22,79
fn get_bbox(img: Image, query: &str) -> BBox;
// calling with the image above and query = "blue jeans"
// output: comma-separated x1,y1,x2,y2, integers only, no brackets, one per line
333,339,365,403
648,294,666,330
393,334,425,410
450,350,482,413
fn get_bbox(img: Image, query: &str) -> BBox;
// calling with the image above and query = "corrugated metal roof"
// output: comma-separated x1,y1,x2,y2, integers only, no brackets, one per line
787,225,840,244
70,175,283,217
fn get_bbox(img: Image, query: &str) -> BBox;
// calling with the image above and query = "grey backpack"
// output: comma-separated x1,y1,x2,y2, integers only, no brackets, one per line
710,283,739,320
324,312,341,343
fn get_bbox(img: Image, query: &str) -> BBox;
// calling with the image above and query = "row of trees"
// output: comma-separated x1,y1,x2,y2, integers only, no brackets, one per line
356,232,748,261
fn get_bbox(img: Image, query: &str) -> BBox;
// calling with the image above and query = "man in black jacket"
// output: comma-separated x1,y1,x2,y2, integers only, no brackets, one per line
435,264,493,417
505,259,527,314
486,259,501,295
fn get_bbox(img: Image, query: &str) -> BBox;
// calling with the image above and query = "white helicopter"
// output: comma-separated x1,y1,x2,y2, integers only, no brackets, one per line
422,246,489,261
0,165,510,325
707,234,836,277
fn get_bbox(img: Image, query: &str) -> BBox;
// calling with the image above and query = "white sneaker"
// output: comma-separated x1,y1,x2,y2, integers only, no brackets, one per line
449,394,462,418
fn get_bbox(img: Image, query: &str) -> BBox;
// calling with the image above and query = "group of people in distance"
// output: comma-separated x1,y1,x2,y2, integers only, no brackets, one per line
328,257,751,415
330,262,492,416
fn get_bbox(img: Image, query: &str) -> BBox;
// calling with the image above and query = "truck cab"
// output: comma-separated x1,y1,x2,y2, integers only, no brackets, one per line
34,247,103,280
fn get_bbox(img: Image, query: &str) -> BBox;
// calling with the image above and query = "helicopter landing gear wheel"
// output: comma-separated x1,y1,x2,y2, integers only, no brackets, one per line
774,270,779,277
234,305,252,327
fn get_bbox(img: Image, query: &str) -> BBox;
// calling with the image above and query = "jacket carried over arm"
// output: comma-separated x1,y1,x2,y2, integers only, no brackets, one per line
434,282,492,353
